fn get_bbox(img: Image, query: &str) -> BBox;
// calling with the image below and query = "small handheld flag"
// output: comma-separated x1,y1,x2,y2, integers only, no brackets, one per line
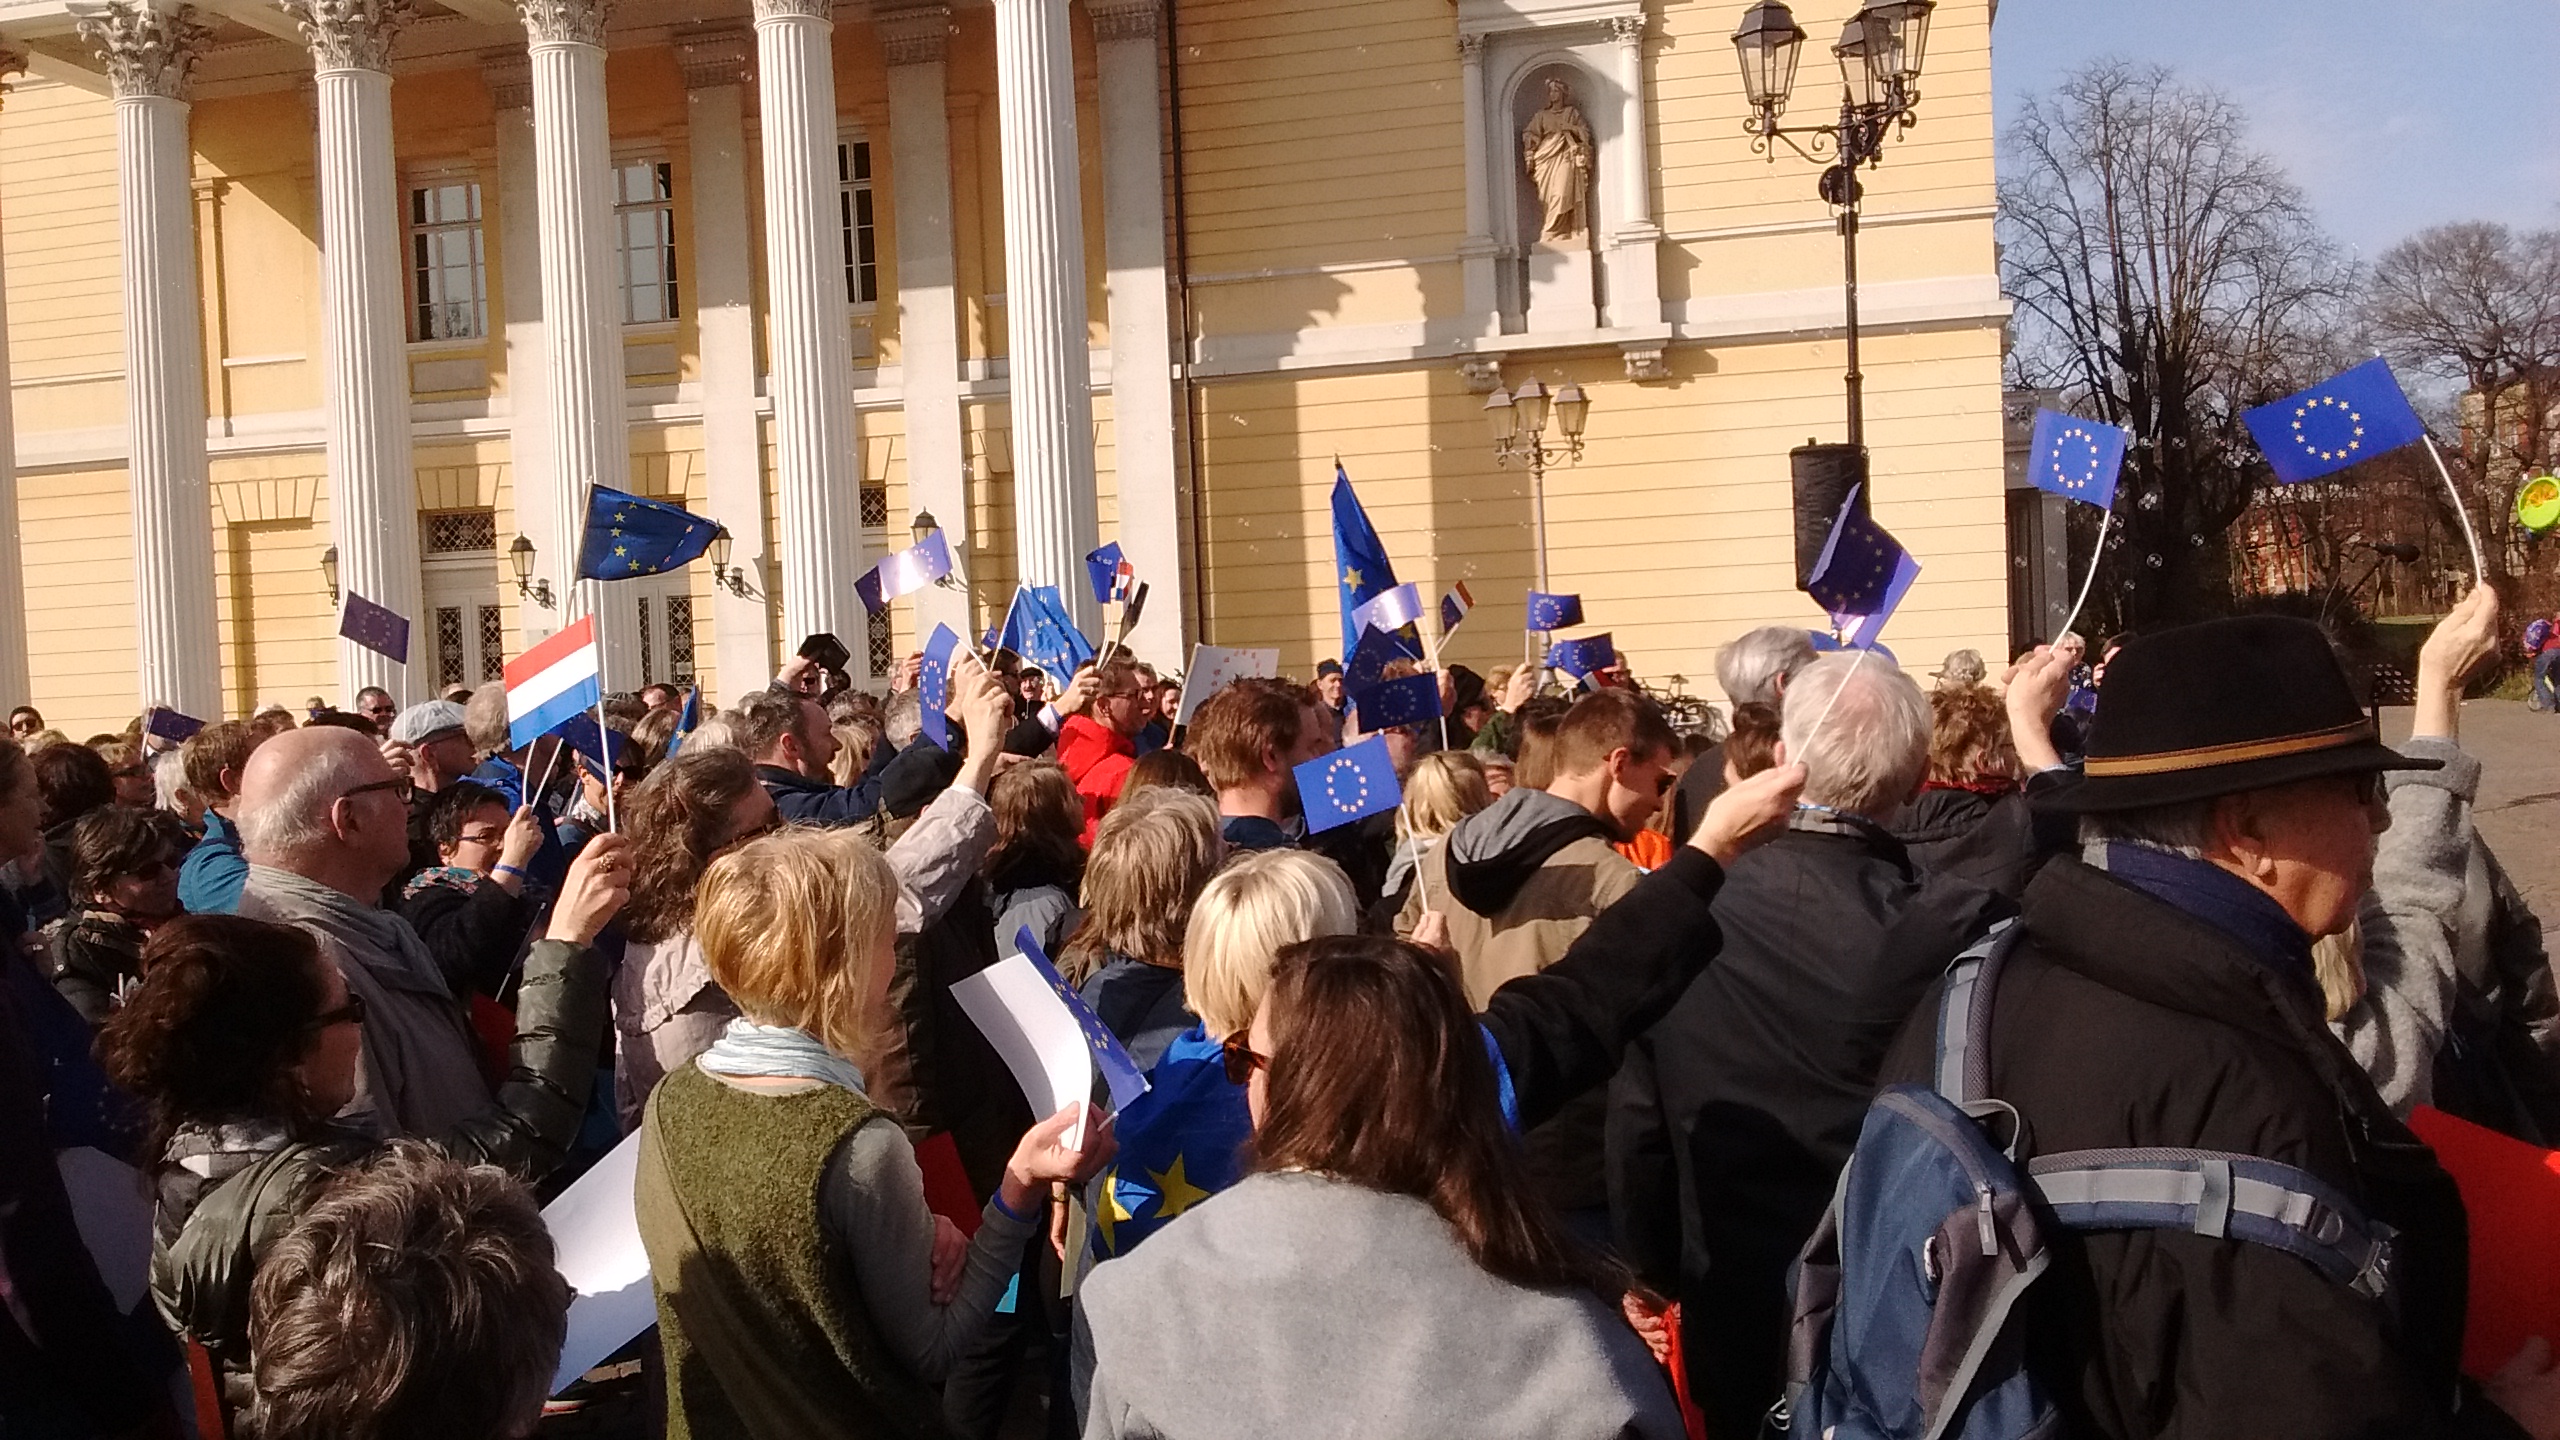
1173,644,1279,726
1084,542,1137,606
2026,409,2129,510
1525,591,1583,632
1352,672,1443,732
1343,624,1405,694
1806,486,1910,620
1439,581,1476,636
918,624,962,750
993,585,1097,684
338,592,411,665
1350,582,1424,637
857,530,956,615
503,617,602,753
550,712,627,777
1017,930,1149,1113
949,927,1151,1152
674,685,702,740
2243,358,2428,486
1546,633,1616,680
1294,735,1403,835
1837,550,1920,649
576,485,718,580
144,708,206,745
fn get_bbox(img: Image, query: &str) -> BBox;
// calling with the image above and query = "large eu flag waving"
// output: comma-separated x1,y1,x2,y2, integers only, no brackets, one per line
576,484,718,579
1806,485,1911,620
1331,466,1418,663
2242,358,2429,485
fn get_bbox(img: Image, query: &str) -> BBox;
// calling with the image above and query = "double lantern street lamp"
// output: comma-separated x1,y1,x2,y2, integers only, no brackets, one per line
1482,377,1592,594
1730,0,1933,449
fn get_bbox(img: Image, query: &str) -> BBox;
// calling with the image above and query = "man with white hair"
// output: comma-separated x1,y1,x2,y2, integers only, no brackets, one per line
1608,651,2009,1439
233,725,629,1174
1668,624,1820,844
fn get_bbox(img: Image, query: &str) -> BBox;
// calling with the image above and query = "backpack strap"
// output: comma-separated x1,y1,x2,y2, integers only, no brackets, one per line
1931,919,2021,1107
2026,1149,2397,1300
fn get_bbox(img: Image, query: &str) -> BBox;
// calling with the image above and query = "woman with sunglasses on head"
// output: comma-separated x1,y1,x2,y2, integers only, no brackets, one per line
45,805,186,1024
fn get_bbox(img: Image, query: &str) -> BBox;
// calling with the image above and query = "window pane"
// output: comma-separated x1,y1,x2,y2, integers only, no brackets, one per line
407,178,489,341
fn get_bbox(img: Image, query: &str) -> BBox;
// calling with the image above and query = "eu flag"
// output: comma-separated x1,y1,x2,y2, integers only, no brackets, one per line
1546,633,1615,680
338,591,411,664
675,685,701,738
856,531,956,614
1350,582,1423,637
2243,358,2429,485
1525,591,1583,632
918,623,961,750
2026,409,2128,509
1806,485,1910,619
1352,672,1442,731
549,712,626,776
1837,550,1920,648
1343,623,1404,694
1016,927,1150,1112
144,707,205,744
1331,466,1419,664
1294,735,1402,835
575,485,717,580
993,585,1096,683
1084,542,1136,606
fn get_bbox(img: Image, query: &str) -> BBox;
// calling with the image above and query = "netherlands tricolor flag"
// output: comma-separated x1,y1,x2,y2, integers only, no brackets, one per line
1439,581,1475,637
504,617,602,752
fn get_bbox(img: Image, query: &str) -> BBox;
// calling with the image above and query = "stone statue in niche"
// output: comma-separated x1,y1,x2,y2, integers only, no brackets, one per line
1520,76,1594,242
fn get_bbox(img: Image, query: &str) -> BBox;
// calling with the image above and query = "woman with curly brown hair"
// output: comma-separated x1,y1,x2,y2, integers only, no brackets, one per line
612,745,778,1126
985,760,1085,961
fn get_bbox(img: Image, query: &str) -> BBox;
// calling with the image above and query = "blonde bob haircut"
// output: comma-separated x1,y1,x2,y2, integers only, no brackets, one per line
1396,750,1491,844
1068,788,1222,973
693,828,900,1063
1182,850,1358,1037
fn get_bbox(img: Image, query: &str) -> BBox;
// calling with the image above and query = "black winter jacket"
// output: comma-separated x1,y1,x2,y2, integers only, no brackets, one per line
1877,857,2524,1440
1608,812,2008,1440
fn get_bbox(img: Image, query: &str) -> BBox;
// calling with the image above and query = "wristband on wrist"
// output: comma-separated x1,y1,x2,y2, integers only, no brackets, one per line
493,863,533,883
990,1186,1040,1225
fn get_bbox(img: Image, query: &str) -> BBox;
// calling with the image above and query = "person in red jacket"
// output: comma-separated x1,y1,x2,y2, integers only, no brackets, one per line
1059,656,1155,845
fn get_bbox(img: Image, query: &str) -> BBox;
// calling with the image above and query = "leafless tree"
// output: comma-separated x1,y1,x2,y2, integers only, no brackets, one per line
2000,61,2353,628
2366,222,2560,590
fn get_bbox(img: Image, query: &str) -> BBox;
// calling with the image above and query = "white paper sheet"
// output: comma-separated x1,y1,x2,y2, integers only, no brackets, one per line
951,951,1096,1145
543,1132,656,1395
1173,644,1280,726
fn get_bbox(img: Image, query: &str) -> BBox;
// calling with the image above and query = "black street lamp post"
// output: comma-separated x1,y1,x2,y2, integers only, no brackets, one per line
1731,0,1933,449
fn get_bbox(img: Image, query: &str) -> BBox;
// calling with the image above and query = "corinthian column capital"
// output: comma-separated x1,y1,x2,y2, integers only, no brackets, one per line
75,1,216,101
279,0,416,72
515,0,609,47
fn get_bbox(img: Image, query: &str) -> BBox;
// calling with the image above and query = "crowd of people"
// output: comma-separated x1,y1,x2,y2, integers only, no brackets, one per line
6,588,2560,1440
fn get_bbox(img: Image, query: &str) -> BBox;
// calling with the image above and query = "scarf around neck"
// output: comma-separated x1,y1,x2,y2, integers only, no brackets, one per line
699,1016,867,1095
2086,840,2316,995
244,864,446,993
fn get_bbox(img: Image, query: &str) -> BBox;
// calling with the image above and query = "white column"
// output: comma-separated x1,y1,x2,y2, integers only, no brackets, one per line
991,0,1099,632
0,47,31,709
1455,32,1499,337
516,0,636,674
1089,0,1183,665
287,0,425,706
879,3,969,644
752,0,865,647
487,53,558,644
78,1,224,718
676,29,774,694
1603,13,1663,329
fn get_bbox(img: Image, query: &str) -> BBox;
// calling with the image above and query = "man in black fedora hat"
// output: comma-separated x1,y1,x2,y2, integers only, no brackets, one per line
1878,609,2560,1439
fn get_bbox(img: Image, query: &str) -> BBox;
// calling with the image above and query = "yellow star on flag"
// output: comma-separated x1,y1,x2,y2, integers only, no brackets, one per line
1094,1168,1138,1253
1148,1154,1212,1221
1342,565,1363,589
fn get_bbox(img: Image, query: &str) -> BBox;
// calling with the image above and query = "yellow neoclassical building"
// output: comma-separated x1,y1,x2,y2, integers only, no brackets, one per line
0,0,2017,737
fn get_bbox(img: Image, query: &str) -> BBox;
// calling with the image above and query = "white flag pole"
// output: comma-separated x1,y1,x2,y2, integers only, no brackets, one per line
2057,506,2114,644
2421,433,2489,587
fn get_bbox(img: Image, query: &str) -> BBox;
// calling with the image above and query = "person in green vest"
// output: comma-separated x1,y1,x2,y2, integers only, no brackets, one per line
637,825,1112,1438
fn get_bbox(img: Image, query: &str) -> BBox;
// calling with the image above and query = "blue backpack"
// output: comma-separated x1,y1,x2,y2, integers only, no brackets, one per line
1780,922,2400,1440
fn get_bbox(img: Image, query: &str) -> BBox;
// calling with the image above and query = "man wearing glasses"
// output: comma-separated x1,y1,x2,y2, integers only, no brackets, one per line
1057,657,1154,845
6,706,42,741
352,687,399,737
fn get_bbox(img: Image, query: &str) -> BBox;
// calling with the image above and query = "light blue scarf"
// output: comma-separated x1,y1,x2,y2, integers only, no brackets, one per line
698,1017,867,1095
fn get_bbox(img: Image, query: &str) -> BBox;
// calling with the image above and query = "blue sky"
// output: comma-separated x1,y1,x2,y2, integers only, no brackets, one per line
1990,0,2560,259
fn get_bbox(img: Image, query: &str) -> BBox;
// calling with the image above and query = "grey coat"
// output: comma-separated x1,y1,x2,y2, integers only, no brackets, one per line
2333,736,2476,1112
1078,1171,1682,1440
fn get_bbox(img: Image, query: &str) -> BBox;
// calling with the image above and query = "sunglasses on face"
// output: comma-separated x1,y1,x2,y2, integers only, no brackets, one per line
1220,1032,1271,1086
8,720,40,734
310,992,366,1031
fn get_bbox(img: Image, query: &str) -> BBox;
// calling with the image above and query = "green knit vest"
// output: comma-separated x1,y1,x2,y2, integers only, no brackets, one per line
636,1064,951,1440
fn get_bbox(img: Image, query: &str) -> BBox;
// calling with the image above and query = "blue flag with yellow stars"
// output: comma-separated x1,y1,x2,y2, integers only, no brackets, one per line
992,585,1097,685
1295,734,1402,835
1806,485,1910,619
1352,672,1443,732
338,591,411,664
2242,358,2429,485
574,484,718,580
1330,465,1420,664
1546,633,1616,680
1015,927,1149,1112
675,685,701,738
1525,590,1583,632
2025,408,2128,509
918,624,961,750
1082,1024,1247,1263
549,712,626,778
1343,623,1405,695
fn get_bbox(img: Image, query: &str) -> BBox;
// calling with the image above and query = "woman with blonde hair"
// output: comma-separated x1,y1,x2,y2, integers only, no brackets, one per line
637,827,1111,1437
1380,749,1491,924
1065,788,1222,1068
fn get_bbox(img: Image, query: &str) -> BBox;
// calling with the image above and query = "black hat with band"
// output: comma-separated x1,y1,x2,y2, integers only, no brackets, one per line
2069,614,2439,812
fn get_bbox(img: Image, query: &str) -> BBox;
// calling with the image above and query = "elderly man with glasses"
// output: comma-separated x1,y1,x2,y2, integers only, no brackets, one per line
233,726,629,1151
